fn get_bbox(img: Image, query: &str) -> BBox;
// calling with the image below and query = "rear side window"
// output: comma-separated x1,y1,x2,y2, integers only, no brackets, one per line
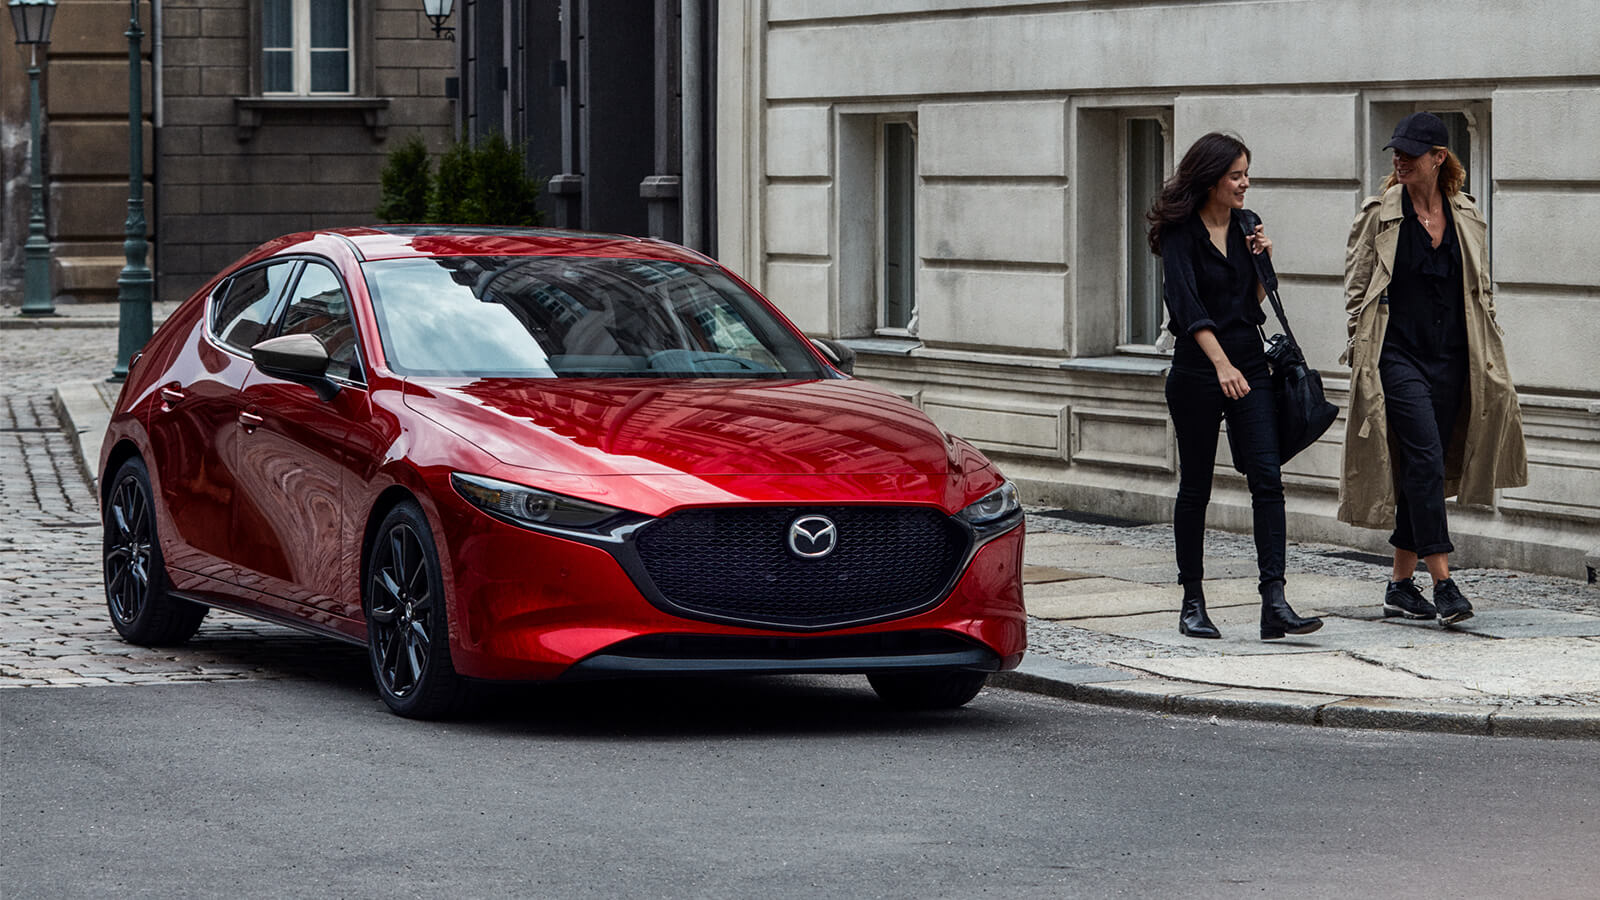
213,262,295,352
278,262,360,381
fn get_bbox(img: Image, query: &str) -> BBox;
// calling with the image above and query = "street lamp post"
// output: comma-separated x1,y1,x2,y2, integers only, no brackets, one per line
8,0,57,317
112,0,150,381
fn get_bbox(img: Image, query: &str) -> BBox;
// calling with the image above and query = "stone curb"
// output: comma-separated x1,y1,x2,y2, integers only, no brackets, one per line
992,659,1600,740
52,380,114,493
3,315,122,330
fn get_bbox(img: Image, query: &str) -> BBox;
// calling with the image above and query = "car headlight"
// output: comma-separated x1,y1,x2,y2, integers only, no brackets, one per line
957,481,1021,526
452,473,625,531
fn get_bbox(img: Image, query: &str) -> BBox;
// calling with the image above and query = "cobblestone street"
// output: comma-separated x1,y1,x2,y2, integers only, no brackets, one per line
5,310,1596,723
1,313,366,689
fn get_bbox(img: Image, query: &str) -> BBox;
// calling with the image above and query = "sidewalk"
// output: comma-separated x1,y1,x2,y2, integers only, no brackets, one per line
995,520,1600,739
23,304,1600,739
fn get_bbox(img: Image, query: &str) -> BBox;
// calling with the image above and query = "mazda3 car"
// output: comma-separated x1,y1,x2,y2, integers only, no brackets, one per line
99,226,1026,717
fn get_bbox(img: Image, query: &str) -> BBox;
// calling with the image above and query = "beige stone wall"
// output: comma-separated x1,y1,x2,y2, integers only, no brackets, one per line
157,0,455,303
719,0,1600,577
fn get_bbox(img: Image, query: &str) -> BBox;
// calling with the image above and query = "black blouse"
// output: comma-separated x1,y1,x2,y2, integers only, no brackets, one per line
1160,209,1266,370
1384,190,1467,360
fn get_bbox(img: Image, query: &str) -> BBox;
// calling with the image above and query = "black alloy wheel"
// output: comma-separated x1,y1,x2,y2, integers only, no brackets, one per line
102,457,207,645
365,501,466,718
867,670,989,710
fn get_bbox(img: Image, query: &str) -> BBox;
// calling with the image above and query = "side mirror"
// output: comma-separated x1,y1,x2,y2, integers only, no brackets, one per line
252,333,340,401
809,337,856,376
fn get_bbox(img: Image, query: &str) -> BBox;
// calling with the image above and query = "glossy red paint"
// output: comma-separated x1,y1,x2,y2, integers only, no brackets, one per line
99,227,1026,705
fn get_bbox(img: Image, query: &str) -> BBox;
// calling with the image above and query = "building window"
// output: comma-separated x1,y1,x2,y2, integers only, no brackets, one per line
880,120,917,334
1124,117,1168,347
262,0,353,95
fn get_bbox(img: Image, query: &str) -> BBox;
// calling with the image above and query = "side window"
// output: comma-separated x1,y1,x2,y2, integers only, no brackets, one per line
278,262,361,381
212,262,295,352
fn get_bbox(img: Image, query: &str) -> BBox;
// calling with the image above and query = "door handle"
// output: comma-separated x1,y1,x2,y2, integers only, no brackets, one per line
160,388,185,406
238,411,265,432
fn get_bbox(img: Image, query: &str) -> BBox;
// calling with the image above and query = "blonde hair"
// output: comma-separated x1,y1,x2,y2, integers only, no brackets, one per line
1381,147,1466,196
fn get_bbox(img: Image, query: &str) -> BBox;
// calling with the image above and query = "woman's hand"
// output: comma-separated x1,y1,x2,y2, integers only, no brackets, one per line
1215,361,1250,399
1248,224,1273,258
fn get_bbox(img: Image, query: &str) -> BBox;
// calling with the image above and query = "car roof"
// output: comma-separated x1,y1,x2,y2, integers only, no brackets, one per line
271,225,717,266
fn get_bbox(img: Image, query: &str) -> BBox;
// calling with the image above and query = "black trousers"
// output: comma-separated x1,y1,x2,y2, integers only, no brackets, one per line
1165,362,1285,587
1379,348,1467,557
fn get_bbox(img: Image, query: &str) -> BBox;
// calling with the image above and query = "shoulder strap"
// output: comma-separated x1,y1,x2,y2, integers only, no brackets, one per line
1237,209,1296,343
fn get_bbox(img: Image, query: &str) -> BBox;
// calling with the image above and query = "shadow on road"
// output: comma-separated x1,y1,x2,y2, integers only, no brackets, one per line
166,627,1017,740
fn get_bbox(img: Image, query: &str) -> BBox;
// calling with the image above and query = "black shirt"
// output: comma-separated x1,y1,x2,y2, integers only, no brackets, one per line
1383,190,1467,360
1160,209,1266,371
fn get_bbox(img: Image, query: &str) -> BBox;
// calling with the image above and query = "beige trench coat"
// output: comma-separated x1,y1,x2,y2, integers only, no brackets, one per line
1338,184,1528,530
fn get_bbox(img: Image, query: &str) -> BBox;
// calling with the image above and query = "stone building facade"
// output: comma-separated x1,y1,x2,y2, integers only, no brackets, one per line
714,0,1600,577
2,0,455,307
158,0,455,302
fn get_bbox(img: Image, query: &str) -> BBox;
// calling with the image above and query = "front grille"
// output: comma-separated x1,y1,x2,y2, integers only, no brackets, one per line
631,506,969,628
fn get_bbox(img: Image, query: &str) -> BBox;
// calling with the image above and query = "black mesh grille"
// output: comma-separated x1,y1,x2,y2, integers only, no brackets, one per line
631,506,968,628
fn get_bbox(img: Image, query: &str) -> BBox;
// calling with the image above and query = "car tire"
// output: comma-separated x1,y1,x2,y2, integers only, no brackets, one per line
102,457,208,646
867,670,988,710
364,501,467,718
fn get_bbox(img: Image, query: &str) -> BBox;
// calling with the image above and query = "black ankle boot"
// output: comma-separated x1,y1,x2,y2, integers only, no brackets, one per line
1260,580,1322,640
1178,583,1221,639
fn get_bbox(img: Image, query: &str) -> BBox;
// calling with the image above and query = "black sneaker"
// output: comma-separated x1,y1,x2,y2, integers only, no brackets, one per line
1383,577,1437,620
1433,578,1474,626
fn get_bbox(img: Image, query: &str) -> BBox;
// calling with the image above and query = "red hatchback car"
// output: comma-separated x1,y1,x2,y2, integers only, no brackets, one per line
99,227,1026,717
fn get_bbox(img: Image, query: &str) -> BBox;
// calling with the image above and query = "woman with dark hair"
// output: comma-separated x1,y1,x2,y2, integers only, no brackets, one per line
1340,112,1527,624
1148,132,1322,641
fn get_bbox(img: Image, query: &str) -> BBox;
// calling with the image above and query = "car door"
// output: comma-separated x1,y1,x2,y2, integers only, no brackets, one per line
146,261,296,595
230,260,368,625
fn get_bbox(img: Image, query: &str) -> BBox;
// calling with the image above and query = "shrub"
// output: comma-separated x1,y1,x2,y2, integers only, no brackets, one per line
428,133,543,227
373,135,432,223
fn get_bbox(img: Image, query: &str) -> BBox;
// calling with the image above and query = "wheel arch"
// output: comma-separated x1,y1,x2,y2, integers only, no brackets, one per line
358,485,426,614
99,439,145,509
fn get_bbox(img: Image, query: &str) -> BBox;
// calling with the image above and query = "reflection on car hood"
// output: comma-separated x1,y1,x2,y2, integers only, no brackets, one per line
402,378,958,477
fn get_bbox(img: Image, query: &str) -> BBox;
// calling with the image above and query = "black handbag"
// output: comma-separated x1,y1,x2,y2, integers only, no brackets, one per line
1235,210,1339,464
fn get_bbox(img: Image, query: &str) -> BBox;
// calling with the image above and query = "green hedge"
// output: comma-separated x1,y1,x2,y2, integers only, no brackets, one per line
375,133,542,227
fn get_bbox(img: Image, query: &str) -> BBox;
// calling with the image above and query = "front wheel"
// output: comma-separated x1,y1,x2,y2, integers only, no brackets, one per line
102,457,208,645
867,670,988,710
364,501,467,718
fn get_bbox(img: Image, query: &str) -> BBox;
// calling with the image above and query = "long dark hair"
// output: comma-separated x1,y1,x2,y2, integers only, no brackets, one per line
1146,132,1251,256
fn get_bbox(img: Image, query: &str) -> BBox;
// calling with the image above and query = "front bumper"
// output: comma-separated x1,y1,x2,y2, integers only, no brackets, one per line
436,501,1027,682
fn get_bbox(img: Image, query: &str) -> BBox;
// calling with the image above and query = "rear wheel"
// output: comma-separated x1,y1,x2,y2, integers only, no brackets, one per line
102,457,208,645
867,670,988,710
364,501,467,718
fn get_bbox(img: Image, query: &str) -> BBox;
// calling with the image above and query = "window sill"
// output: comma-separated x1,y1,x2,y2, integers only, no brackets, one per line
234,97,391,142
839,336,921,357
1059,355,1171,376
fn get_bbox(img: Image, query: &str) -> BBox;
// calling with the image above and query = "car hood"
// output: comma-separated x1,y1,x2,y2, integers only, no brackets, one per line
402,378,961,478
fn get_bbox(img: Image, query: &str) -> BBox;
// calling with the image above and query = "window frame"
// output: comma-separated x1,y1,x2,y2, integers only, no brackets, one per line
1115,109,1174,354
249,0,375,99
875,116,919,337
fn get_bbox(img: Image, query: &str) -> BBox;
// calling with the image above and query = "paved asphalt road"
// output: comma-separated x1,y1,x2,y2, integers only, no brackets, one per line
5,673,1597,899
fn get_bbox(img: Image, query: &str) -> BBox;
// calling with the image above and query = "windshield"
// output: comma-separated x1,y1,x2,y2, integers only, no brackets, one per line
360,255,828,379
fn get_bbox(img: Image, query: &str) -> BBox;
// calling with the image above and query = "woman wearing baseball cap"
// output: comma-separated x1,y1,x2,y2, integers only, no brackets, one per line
1339,112,1528,625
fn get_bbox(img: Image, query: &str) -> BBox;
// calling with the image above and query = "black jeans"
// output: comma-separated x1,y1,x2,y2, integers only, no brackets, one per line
1165,362,1285,587
1379,349,1467,557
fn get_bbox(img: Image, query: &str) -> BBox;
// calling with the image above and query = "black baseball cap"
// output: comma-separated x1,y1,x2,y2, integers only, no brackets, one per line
1383,112,1449,156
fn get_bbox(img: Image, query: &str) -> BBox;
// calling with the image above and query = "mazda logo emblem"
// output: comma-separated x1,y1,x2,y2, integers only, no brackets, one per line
787,515,838,559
